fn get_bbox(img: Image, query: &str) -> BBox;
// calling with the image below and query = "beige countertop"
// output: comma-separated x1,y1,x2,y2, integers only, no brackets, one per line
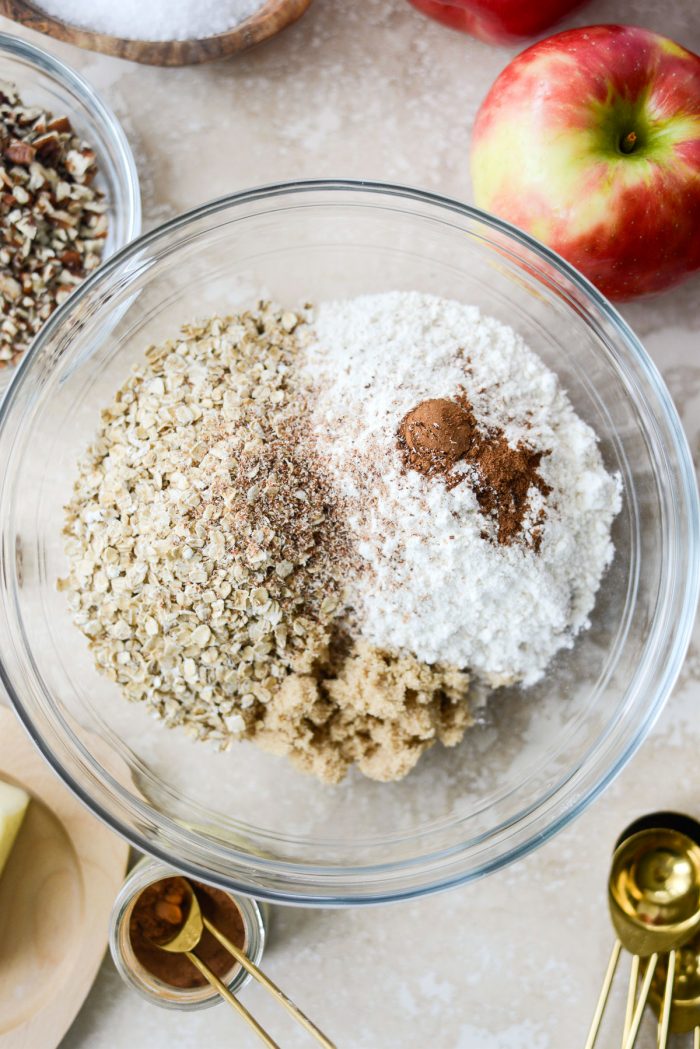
1,1,699,1046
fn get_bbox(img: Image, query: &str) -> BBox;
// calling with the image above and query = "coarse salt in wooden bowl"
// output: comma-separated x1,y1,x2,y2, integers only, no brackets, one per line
0,0,313,66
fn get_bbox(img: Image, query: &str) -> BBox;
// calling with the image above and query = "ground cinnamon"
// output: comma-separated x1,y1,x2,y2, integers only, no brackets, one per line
397,395,551,549
129,876,246,990
397,397,476,474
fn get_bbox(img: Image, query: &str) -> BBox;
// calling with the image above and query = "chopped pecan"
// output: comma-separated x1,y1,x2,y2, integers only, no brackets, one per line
47,115,72,134
59,249,83,273
4,140,36,166
0,80,107,367
33,132,61,164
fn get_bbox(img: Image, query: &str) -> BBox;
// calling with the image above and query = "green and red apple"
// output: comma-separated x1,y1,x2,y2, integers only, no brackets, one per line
471,25,700,300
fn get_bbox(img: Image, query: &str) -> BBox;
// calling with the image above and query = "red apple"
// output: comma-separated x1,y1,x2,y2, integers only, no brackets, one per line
407,0,586,45
471,25,700,300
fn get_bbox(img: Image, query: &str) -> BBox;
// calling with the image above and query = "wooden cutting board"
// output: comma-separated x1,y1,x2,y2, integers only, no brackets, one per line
0,706,129,1049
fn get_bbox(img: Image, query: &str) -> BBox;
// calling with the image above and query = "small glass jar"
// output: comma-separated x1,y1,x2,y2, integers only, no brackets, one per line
109,858,267,1010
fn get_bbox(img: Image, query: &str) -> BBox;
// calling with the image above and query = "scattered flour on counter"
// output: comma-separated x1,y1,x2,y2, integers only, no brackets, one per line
35,0,265,41
304,292,622,686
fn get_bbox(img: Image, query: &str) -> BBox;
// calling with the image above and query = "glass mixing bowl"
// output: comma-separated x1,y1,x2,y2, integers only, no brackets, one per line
0,31,141,392
0,181,697,905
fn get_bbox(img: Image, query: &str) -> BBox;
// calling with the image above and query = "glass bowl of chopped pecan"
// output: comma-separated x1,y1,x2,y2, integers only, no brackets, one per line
0,181,697,905
0,31,140,387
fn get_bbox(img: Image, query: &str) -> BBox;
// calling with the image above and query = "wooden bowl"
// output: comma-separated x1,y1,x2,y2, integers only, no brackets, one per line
0,0,313,66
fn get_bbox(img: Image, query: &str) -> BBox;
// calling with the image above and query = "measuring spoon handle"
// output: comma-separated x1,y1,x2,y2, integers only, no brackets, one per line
657,949,676,1049
185,950,281,1049
622,953,659,1049
584,939,622,1049
202,915,337,1049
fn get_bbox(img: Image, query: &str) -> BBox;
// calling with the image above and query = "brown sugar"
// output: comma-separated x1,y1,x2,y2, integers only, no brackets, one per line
129,876,246,990
398,394,551,549
251,639,472,783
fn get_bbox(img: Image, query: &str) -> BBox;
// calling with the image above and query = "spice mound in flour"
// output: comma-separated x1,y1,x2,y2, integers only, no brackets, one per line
398,397,474,475
60,303,474,783
397,394,552,548
0,80,107,368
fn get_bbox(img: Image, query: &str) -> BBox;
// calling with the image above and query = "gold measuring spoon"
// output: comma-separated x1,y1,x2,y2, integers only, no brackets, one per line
615,814,700,1047
650,928,700,1047
612,828,700,1049
155,881,336,1049
584,826,700,1049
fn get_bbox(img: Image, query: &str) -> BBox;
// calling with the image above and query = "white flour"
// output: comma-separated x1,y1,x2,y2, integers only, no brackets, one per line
304,292,622,685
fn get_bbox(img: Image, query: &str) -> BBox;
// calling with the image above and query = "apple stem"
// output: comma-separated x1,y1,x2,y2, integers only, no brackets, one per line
620,130,638,154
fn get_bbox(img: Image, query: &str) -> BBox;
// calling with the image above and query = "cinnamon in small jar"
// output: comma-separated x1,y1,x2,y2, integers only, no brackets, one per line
129,876,246,989
109,859,268,1010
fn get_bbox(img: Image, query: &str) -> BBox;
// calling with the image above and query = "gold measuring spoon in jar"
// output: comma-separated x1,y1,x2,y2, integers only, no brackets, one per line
650,927,700,1048
584,825,700,1049
153,879,336,1049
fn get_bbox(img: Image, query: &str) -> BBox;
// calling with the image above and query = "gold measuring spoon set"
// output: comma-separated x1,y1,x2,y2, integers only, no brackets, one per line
585,812,700,1049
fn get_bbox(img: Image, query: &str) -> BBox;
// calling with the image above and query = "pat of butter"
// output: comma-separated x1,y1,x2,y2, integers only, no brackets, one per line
0,780,29,879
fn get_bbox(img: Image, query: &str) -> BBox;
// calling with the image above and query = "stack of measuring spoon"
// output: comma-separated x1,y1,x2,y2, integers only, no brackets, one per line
585,813,700,1049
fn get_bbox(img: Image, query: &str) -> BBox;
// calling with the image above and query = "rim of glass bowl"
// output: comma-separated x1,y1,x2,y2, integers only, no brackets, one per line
0,30,141,381
0,179,697,906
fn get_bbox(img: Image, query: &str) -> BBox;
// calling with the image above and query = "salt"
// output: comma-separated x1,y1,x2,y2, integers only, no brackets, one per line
35,0,266,42
304,292,622,686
